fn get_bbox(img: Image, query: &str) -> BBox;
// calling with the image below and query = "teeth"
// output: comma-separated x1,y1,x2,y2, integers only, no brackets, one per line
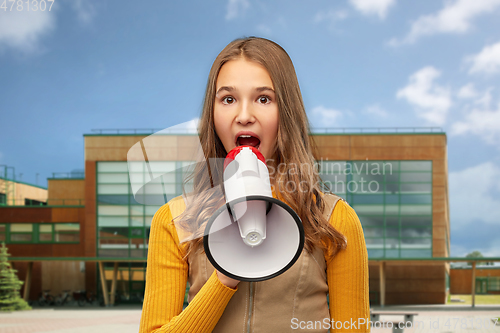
239,135,252,138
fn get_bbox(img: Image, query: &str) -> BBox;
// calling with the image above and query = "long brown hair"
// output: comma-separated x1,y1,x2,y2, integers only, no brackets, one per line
176,37,347,261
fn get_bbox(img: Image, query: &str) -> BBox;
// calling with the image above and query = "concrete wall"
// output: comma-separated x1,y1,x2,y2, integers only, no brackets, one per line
47,179,85,206
0,178,47,205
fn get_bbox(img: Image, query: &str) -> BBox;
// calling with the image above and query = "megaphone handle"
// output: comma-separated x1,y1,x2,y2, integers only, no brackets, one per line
225,200,272,222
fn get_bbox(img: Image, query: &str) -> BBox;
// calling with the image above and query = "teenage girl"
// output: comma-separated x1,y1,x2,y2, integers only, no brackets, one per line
139,37,370,333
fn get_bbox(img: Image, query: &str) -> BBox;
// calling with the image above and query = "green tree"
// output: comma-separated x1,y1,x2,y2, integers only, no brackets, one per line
466,251,493,266
0,242,31,311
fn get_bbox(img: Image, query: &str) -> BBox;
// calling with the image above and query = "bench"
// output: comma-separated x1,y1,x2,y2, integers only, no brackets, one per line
370,311,419,333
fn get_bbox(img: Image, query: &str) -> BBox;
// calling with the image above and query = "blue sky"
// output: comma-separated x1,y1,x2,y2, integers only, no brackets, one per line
1,0,500,257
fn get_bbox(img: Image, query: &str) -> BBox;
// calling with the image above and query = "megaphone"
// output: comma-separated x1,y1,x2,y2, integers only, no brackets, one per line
203,146,304,282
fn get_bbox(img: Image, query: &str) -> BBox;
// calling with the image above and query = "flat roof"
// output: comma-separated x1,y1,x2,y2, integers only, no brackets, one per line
84,127,446,136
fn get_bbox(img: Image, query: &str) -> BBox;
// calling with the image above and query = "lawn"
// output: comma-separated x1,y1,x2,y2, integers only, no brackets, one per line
447,294,500,305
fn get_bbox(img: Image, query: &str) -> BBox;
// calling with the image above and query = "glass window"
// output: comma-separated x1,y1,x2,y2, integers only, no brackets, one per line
351,194,384,204
401,216,432,226
98,216,128,227
131,216,144,227
400,161,432,172
385,194,399,204
98,162,129,172
98,195,130,205
385,172,399,183
363,227,383,238
401,238,432,248
385,238,399,249
385,183,399,193
365,238,384,248
130,205,144,216
385,205,399,215
320,161,347,174
400,194,432,204
400,183,432,193
368,249,384,258
98,173,130,184
0,224,5,241
11,234,32,242
39,233,53,242
11,224,33,232
39,224,53,242
99,227,129,238
400,205,432,215
400,249,432,258
98,205,129,216
352,205,384,215
386,216,399,227
39,225,52,233
98,184,129,195
55,224,79,232
352,173,384,184
401,227,432,238
385,249,399,257
386,228,399,238
359,216,384,227
400,172,432,183
145,206,161,216
55,224,79,243
130,227,144,238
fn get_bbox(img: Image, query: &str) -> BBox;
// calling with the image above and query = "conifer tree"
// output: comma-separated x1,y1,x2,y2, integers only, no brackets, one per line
0,242,31,311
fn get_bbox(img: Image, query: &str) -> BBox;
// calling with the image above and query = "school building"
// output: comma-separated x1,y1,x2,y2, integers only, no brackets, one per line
0,128,469,305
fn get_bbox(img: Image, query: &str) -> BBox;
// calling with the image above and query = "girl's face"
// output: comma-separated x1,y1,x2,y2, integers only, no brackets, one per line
213,58,279,161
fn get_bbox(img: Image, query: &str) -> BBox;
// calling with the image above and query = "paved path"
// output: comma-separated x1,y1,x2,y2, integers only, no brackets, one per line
0,305,499,332
370,306,500,333
0,306,142,333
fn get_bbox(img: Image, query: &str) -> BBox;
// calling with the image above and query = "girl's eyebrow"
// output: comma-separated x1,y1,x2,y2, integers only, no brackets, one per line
216,86,234,96
216,86,275,96
256,86,275,93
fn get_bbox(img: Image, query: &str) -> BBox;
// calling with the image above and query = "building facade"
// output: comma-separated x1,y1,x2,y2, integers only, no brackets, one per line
1,130,450,305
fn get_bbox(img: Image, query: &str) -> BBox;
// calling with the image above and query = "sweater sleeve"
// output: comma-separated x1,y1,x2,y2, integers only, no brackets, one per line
326,199,371,332
139,200,237,333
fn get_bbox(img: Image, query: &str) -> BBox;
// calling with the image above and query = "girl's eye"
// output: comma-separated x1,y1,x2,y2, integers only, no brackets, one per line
222,96,235,105
258,96,271,104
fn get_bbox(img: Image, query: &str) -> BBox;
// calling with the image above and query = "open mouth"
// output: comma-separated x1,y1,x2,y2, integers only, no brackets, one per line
236,135,261,149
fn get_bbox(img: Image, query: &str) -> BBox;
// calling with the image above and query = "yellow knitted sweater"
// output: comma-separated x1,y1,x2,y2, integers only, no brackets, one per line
139,196,370,332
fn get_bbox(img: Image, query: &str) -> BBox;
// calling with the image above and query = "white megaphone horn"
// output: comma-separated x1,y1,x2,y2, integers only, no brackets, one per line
203,146,304,282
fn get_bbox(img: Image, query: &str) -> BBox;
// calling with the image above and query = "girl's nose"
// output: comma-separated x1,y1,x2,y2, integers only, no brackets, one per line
236,101,255,125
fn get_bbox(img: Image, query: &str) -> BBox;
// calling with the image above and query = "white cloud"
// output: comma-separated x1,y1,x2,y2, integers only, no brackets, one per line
389,0,500,46
310,106,343,127
349,0,396,19
396,66,452,125
457,83,479,99
466,41,500,75
449,162,500,228
364,104,388,117
451,99,500,144
0,9,56,53
72,0,97,25
226,0,250,21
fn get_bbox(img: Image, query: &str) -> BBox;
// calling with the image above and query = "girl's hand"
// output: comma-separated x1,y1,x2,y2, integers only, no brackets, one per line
216,270,240,289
